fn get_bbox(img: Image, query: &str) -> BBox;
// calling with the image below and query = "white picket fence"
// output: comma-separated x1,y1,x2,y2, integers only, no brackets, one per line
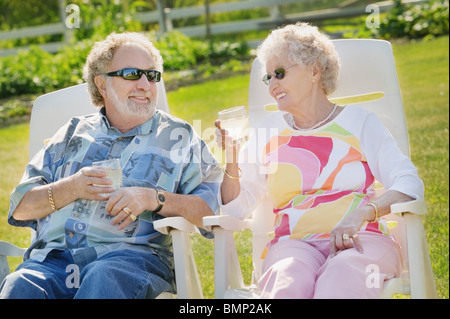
0,0,427,57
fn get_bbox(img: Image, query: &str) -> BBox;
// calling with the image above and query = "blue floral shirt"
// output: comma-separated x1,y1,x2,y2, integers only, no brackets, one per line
9,108,222,270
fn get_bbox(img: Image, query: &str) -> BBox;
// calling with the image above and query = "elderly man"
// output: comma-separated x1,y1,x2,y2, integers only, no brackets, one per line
0,32,222,299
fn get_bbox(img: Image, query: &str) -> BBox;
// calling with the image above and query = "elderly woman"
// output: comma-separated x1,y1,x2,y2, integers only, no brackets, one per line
216,23,424,298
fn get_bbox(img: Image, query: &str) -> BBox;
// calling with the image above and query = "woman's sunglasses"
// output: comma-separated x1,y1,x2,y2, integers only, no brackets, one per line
262,64,297,85
105,68,161,82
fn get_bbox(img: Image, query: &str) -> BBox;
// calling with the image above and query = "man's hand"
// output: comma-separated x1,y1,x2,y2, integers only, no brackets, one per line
70,166,115,201
106,187,156,230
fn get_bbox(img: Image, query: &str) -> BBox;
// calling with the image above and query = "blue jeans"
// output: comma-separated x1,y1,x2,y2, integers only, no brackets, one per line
0,249,174,299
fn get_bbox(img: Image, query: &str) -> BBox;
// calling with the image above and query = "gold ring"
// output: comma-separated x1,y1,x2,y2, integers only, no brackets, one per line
123,207,131,215
351,233,359,239
342,234,350,240
129,214,137,222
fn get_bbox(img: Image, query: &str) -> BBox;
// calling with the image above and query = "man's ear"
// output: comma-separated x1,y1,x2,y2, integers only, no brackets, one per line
94,75,107,98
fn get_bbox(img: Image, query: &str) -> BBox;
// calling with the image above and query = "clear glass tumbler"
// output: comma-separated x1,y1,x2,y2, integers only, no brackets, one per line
92,158,123,194
217,106,249,145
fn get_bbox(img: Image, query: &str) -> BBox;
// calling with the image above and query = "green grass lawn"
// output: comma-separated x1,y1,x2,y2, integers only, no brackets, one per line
392,36,449,298
0,36,448,299
0,123,32,269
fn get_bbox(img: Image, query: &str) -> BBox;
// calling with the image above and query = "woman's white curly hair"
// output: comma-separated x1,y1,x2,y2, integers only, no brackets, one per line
257,22,340,95
83,32,164,107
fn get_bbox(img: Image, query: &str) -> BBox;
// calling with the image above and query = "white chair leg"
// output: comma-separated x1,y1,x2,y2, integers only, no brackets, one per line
212,227,244,298
404,214,437,298
171,230,203,299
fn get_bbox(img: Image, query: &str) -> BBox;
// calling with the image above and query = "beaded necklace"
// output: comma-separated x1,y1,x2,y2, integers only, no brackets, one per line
289,103,338,131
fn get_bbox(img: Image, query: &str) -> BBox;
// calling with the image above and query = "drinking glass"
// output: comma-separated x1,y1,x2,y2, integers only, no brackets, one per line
92,158,123,193
217,106,249,145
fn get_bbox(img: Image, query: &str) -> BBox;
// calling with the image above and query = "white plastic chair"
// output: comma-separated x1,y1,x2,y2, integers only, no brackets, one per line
204,39,437,299
0,81,204,299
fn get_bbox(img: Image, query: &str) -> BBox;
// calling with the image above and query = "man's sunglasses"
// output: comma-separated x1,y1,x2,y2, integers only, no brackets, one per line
105,68,161,82
262,64,297,85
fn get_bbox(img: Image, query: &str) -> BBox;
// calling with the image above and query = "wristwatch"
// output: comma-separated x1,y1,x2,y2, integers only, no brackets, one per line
153,188,165,213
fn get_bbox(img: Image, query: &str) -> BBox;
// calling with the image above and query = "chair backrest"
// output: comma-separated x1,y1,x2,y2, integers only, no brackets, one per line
248,39,410,281
29,80,169,160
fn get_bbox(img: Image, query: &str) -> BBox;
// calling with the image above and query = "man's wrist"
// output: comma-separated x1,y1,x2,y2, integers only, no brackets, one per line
152,188,165,213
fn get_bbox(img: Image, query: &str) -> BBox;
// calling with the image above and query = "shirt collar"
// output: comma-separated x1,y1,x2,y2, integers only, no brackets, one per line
99,107,158,137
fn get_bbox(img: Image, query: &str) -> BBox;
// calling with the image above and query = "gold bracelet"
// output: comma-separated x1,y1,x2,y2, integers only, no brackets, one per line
223,167,242,180
48,184,57,211
366,201,380,223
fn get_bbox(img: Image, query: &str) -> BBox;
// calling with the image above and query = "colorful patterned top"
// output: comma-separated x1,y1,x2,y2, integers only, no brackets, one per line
220,106,424,251
9,108,222,269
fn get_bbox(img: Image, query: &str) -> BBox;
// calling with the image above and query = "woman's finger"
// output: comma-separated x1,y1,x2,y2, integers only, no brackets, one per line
351,233,364,254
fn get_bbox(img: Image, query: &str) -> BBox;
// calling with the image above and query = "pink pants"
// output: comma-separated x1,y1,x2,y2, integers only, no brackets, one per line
258,231,402,299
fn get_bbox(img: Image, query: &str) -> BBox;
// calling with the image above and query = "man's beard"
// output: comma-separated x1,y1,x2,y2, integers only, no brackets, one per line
107,79,157,118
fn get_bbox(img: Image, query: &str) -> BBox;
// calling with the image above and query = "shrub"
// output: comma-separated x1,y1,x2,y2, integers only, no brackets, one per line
71,0,143,41
0,98,32,126
0,47,55,96
155,31,209,71
0,31,250,99
0,39,94,98
154,31,249,71
373,0,449,39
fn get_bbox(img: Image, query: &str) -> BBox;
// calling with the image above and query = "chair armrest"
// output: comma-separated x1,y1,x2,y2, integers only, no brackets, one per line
0,241,26,257
390,200,427,216
203,215,252,232
0,241,26,284
153,216,197,235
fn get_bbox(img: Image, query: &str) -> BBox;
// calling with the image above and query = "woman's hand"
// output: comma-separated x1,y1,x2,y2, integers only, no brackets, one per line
215,120,243,204
329,206,372,257
215,120,240,164
105,187,155,230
